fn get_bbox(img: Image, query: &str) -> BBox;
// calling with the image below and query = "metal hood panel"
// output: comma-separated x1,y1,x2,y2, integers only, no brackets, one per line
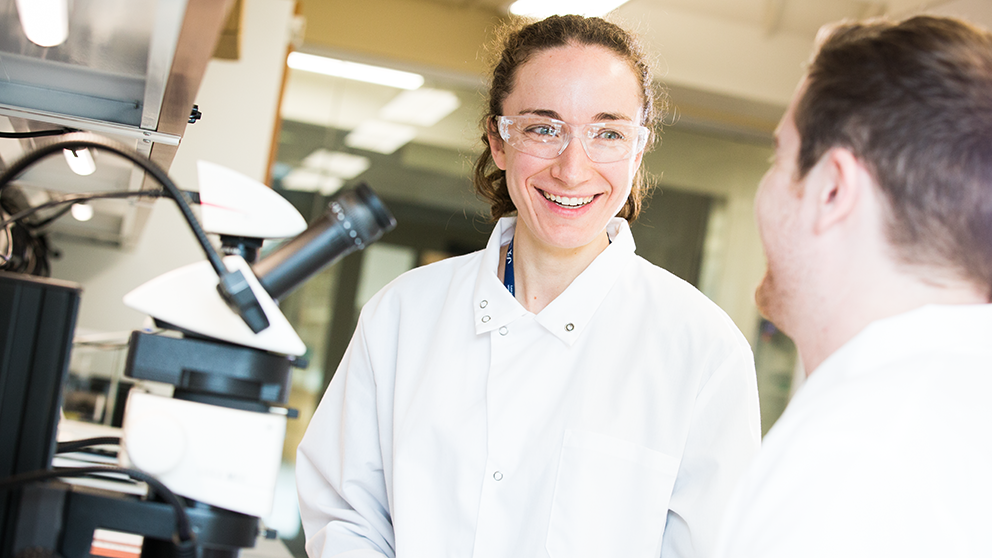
0,0,235,248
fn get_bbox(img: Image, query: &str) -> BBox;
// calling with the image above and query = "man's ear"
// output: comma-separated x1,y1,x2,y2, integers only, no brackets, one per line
812,147,868,234
488,120,507,171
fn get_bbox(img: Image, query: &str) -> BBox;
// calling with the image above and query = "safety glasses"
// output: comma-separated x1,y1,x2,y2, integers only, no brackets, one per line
497,115,649,163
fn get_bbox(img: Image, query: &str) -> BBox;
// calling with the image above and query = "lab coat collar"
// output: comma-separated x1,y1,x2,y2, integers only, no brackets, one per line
473,217,636,345
810,302,992,383
473,218,529,336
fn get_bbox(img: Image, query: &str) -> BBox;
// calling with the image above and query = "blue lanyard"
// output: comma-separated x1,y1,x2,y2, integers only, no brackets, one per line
504,233,611,295
503,237,515,295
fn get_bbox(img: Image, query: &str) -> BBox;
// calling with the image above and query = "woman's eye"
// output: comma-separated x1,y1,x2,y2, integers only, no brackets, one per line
595,129,625,141
526,125,558,137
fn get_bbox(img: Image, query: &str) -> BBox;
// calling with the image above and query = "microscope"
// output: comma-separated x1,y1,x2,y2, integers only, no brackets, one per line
0,136,396,558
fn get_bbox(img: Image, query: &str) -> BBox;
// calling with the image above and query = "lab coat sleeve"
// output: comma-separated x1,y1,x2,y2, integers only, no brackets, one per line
661,333,761,558
297,314,394,558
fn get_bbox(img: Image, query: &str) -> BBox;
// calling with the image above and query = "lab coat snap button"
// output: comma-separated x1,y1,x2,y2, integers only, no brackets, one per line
480,300,488,308
482,315,491,323
493,471,503,481
565,323,575,332
499,326,508,336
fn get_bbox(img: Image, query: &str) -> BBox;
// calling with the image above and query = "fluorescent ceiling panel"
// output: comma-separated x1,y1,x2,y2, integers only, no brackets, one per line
287,52,424,90
281,169,345,196
302,149,370,179
379,88,461,127
508,0,631,18
344,120,418,154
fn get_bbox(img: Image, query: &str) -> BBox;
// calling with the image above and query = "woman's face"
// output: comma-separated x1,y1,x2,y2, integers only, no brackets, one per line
490,43,645,254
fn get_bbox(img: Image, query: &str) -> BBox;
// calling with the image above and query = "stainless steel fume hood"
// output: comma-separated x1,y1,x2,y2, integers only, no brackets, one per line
0,0,235,247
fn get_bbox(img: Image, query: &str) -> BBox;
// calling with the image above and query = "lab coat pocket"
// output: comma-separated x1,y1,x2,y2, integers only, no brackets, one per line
546,429,679,558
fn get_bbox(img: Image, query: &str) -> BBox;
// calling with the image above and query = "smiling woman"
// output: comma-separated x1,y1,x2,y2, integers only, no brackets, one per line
295,14,761,558
486,42,647,290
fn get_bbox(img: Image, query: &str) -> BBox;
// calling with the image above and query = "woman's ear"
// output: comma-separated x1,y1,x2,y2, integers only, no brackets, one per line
488,118,507,170
630,148,644,173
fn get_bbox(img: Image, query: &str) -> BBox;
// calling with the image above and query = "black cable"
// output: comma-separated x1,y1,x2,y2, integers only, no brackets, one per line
0,189,189,230
28,203,73,229
55,437,121,454
0,189,190,276
1,209,12,264
1,202,52,275
0,132,269,332
0,133,224,276
0,466,195,547
0,128,75,139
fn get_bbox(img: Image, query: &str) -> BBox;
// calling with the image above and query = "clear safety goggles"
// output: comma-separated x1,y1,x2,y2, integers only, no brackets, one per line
497,115,649,163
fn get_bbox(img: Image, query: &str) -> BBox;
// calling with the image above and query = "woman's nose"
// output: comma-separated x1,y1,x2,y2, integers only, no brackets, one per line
551,136,593,183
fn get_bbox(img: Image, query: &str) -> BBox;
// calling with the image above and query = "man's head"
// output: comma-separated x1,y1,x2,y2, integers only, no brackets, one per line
756,15,992,337
800,16,992,286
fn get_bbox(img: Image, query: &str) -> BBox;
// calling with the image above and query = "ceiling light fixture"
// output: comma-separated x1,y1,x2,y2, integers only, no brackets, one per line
302,150,371,179
379,88,461,127
15,0,69,48
508,0,631,18
70,203,94,222
63,148,96,176
287,52,424,90
281,169,345,196
344,120,418,154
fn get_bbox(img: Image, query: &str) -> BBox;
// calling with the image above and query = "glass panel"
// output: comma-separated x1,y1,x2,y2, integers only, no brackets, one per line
753,318,799,436
354,243,417,311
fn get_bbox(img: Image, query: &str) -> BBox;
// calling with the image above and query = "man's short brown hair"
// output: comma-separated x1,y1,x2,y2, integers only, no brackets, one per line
795,16,992,289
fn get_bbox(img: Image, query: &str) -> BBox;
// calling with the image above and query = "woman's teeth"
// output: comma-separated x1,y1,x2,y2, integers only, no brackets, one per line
544,192,594,207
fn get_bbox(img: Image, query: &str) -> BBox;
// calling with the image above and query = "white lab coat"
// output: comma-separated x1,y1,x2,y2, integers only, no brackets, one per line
298,217,761,558
715,304,992,557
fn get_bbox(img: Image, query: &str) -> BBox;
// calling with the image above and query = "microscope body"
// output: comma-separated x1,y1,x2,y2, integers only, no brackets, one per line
4,161,395,558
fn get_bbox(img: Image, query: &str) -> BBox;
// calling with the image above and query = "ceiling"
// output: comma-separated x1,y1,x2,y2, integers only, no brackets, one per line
271,0,992,209
289,0,992,140
7,0,989,245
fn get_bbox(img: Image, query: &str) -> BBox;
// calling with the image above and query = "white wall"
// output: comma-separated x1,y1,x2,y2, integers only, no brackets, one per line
51,0,296,335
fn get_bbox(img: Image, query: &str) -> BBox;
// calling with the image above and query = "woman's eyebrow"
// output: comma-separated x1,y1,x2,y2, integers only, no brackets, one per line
520,108,562,119
594,112,632,122
518,109,634,122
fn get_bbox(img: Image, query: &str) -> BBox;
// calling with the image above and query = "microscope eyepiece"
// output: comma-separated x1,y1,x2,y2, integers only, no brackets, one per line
252,184,396,301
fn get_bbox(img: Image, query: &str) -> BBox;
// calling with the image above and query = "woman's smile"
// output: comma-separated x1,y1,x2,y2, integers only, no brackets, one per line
542,190,597,208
